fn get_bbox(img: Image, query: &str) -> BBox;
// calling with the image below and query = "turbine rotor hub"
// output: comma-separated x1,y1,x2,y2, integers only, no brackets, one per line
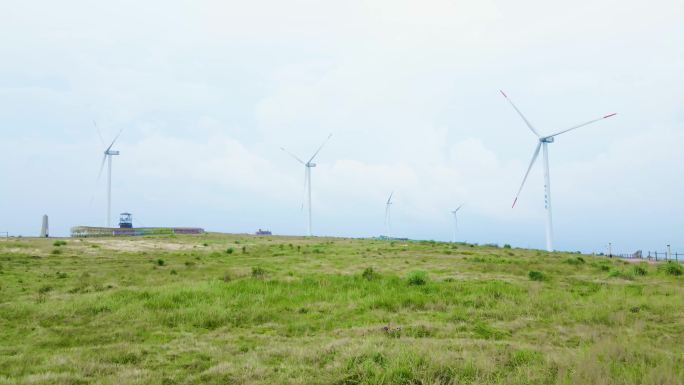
540,137,554,143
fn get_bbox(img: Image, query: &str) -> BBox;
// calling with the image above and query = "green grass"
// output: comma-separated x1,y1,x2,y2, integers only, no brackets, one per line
0,234,683,384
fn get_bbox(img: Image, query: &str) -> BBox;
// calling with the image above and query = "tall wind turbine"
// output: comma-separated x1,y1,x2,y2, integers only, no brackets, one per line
95,122,124,227
501,90,616,251
451,204,463,243
384,192,394,239
281,133,332,236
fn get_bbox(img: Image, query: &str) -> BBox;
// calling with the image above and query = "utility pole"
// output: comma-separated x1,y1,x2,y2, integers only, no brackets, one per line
667,244,672,261
608,242,612,258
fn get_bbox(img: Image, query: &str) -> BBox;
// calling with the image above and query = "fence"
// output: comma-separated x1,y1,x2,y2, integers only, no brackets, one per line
0,231,7,239
608,250,682,262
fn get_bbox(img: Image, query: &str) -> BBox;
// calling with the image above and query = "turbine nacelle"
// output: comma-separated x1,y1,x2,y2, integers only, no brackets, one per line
105,150,120,156
306,162,317,167
540,137,554,143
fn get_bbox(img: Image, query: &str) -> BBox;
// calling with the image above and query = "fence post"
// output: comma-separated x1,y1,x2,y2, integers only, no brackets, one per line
655,252,658,261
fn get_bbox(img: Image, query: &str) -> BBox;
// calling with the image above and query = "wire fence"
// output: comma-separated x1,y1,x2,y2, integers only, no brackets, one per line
609,250,682,262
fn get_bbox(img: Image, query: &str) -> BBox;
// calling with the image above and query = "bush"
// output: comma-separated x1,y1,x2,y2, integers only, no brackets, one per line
221,273,232,282
659,261,683,276
632,264,648,276
407,271,428,286
156,259,165,266
565,257,586,265
226,248,234,254
528,271,546,281
503,244,512,249
53,240,67,247
251,267,266,278
50,249,62,255
361,267,378,281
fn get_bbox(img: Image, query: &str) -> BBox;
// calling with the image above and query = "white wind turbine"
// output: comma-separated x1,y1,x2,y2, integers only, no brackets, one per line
94,122,124,228
384,192,394,239
281,133,332,236
451,204,463,243
501,90,616,251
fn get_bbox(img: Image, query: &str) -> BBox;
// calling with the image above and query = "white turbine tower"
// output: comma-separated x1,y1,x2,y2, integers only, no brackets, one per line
501,90,616,252
281,133,332,236
451,204,463,243
384,192,394,239
95,123,124,228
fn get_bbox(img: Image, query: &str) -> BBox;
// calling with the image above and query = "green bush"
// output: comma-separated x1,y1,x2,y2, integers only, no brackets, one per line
226,248,234,254
659,261,683,276
407,271,428,286
503,244,512,249
632,264,648,276
361,267,378,281
528,271,546,281
251,267,266,278
156,259,165,266
565,257,586,265
53,240,67,247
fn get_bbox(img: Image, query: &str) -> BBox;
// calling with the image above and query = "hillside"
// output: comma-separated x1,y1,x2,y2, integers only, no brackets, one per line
1,234,683,384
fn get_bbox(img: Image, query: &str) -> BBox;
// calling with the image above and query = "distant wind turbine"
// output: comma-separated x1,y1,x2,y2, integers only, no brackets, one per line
281,133,332,236
501,90,616,251
451,204,463,243
94,121,124,227
384,192,394,239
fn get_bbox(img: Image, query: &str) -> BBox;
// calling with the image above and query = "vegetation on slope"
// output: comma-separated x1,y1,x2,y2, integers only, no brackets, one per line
0,234,683,384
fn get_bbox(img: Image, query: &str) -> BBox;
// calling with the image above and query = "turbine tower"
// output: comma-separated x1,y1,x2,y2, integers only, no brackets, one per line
281,133,332,236
501,90,616,251
95,122,124,227
451,204,463,243
384,192,394,239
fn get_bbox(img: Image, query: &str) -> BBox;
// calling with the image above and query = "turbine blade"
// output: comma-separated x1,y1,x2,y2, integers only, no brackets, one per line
93,120,105,147
308,133,333,163
96,154,107,183
500,90,541,138
386,191,394,205
546,113,617,138
455,204,464,212
512,142,542,208
106,128,124,152
281,147,305,165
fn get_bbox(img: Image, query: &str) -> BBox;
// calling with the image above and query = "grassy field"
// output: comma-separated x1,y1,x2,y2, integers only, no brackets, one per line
1,234,683,385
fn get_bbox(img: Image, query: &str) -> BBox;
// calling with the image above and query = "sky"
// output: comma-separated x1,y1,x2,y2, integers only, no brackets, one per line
1,0,682,253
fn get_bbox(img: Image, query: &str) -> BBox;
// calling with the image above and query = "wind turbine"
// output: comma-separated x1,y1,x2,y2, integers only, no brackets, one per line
450,204,463,243
384,192,394,239
281,133,332,236
501,90,616,251
95,122,124,228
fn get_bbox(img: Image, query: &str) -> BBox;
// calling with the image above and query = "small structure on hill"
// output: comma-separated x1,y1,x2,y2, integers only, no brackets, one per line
256,229,272,235
119,213,133,228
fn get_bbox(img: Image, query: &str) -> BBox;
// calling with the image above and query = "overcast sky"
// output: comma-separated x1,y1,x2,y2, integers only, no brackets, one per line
1,0,682,253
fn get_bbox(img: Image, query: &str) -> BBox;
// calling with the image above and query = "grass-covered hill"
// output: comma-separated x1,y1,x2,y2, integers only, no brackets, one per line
1,234,683,384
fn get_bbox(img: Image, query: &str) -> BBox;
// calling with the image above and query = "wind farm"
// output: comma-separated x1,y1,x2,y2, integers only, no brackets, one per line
1,1,683,384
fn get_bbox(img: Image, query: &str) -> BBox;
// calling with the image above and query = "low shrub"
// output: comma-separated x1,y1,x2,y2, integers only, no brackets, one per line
659,261,683,276
156,259,165,266
565,257,586,265
407,271,428,286
503,244,512,249
632,264,648,276
528,271,546,281
361,267,378,281
251,267,266,278
53,240,67,247
226,248,234,254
